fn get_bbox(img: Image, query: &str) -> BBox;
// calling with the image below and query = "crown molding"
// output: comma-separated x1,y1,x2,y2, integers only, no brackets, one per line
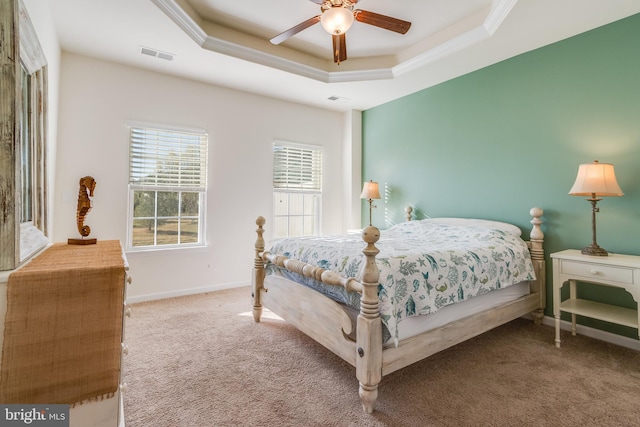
152,0,518,83
485,0,519,35
152,0,207,46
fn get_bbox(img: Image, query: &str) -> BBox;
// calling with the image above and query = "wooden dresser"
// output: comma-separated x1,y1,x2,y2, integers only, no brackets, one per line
0,240,131,427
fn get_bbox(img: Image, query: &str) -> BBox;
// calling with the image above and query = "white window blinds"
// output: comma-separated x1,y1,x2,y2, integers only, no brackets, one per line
129,126,208,190
273,142,322,191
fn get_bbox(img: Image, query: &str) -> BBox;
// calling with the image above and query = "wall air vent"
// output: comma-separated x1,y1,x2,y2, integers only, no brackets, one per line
139,46,175,61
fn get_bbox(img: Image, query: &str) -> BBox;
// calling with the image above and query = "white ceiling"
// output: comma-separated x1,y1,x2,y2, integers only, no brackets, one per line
48,0,640,112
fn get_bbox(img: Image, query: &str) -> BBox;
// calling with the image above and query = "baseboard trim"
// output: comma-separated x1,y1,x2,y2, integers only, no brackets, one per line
541,315,640,351
126,281,248,304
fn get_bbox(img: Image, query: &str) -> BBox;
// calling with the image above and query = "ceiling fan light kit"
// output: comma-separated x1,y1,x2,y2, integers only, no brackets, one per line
321,6,355,35
270,0,411,64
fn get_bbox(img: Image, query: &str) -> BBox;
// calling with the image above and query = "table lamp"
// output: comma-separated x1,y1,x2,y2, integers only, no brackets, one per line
360,180,381,226
569,160,623,256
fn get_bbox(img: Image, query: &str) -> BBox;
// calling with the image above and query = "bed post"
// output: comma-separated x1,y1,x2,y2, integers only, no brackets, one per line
404,206,413,222
528,207,546,325
356,225,382,414
252,216,266,323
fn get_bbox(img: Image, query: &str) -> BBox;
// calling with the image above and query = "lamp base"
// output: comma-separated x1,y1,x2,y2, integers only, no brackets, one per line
68,237,97,245
580,245,608,256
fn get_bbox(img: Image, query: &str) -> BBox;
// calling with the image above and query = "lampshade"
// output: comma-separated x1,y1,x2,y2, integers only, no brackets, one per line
360,180,381,200
569,160,624,197
321,7,354,35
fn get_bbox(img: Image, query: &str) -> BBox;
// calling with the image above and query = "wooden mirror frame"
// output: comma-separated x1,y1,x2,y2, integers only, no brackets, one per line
0,0,49,270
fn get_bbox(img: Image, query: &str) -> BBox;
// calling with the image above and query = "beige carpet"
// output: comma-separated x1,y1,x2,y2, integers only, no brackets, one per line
123,287,640,427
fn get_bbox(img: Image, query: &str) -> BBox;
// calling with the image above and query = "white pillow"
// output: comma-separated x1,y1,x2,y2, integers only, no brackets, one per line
424,217,522,236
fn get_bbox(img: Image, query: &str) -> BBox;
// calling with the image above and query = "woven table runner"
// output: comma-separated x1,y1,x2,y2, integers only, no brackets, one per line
0,240,126,404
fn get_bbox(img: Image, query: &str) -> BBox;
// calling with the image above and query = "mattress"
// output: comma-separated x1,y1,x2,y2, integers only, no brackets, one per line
267,219,536,346
383,280,530,347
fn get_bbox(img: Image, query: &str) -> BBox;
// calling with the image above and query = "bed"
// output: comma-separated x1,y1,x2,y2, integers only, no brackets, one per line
251,207,546,413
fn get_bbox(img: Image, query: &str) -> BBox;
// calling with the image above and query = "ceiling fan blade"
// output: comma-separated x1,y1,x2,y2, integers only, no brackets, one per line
270,15,321,45
308,0,325,4
332,33,347,64
354,9,411,34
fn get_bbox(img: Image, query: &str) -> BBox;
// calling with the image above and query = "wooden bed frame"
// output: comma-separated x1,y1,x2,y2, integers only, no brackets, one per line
252,208,545,413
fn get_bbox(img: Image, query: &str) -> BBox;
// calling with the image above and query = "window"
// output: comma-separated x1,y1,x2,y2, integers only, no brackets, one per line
273,141,322,238
127,124,208,249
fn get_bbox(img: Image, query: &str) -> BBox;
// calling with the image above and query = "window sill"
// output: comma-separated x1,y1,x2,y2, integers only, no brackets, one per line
125,244,209,258
20,223,49,263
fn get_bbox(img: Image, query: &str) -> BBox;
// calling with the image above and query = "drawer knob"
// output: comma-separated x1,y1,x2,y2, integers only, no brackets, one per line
589,269,599,275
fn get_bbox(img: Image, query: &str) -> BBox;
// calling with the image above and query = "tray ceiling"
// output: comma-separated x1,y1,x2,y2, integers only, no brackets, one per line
47,0,640,111
154,0,516,82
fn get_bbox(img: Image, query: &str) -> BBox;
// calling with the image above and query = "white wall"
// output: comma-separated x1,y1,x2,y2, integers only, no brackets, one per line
342,110,363,230
55,53,352,301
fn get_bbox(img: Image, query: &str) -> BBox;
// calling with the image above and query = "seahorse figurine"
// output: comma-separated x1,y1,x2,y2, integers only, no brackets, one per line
76,176,96,237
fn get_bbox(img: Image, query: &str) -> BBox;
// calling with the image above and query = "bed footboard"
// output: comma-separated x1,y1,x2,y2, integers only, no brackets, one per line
252,217,384,414
252,217,357,363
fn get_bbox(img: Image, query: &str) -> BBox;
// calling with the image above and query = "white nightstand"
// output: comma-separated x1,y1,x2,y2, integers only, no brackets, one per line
551,249,640,348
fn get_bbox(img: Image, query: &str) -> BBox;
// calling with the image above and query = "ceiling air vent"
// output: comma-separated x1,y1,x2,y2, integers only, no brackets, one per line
139,46,175,61
156,52,174,61
327,95,350,102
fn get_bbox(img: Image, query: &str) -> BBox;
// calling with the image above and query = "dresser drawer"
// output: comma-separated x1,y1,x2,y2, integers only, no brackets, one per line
560,260,633,284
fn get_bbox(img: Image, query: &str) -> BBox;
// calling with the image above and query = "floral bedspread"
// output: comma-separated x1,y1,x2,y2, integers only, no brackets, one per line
266,220,536,345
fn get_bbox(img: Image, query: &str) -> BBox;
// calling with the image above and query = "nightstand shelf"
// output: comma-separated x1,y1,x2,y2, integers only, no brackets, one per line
551,249,640,348
559,298,638,329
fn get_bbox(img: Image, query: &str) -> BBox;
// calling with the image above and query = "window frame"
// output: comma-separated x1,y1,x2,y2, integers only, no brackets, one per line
272,140,323,238
126,122,208,251
0,0,49,270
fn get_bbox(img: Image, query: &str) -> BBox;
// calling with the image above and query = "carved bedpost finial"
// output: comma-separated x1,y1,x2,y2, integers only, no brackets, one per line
255,216,266,255
361,225,380,288
254,216,266,276
529,207,544,261
405,206,413,222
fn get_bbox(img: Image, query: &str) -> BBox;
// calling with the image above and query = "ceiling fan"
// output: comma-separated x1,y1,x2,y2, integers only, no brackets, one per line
270,0,411,64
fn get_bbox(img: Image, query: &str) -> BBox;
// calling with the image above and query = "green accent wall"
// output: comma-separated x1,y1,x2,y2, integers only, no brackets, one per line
362,13,640,339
